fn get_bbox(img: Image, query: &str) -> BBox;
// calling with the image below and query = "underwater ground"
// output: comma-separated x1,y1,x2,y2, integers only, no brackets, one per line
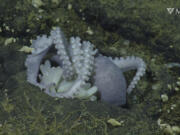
0,0,180,135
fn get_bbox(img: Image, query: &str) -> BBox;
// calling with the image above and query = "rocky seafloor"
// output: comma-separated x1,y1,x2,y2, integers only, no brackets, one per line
0,0,180,135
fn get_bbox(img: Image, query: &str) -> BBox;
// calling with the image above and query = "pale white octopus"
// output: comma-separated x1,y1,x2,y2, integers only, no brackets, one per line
25,27,146,105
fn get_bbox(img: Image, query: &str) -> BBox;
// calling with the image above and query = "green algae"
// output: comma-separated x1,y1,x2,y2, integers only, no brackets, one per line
0,72,160,135
71,0,180,61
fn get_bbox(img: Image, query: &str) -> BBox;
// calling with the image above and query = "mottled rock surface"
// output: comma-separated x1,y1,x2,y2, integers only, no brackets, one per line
0,0,180,134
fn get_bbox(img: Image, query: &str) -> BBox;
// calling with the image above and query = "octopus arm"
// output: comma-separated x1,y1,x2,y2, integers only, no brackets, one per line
25,35,53,89
50,27,74,80
109,56,146,94
69,37,97,84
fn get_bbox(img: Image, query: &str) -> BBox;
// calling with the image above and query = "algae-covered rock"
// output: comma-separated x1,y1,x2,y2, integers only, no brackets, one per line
0,71,160,135
0,0,179,134
0,46,26,89
72,0,180,61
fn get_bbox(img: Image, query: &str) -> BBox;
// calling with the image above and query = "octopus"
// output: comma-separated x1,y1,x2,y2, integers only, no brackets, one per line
25,27,146,106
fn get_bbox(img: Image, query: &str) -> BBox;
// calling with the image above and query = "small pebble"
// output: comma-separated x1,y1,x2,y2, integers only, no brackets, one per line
161,94,168,102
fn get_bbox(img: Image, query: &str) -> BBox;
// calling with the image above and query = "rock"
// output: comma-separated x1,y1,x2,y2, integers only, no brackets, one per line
0,72,160,135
